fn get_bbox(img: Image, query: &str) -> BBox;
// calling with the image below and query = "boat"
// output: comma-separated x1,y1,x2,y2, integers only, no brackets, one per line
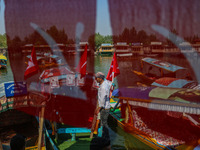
0,53,7,69
0,82,46,150
151,77,200,89
98,43,114,56
25,54,63,70
131,43,145,56
38,70,99,150
114,42,132,57
43,121,92,150
109,86,200,150
132,57,192,84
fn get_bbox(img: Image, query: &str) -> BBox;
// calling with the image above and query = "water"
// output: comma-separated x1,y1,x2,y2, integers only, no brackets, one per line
0,54,127,149
0,55,14,84
1,53,199,150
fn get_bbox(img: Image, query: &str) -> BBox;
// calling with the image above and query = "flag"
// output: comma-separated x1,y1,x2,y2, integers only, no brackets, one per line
5,0,96,128
76,44,88,78
24,47,39,80
106,52,120,81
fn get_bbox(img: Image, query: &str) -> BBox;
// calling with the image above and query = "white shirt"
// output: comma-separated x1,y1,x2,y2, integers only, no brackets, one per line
98,80,111,109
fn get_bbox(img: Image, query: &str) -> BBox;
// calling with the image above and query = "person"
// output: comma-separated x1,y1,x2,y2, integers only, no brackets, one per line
10,134,26,150
90,137,111,150
95,72,111,139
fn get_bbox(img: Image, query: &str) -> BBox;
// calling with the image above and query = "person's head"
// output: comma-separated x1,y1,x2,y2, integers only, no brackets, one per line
10,134,26,150
95,72,105,85
90,137,111,150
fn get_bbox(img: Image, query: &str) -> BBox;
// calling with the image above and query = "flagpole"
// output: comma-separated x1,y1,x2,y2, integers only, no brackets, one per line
109,72,115,99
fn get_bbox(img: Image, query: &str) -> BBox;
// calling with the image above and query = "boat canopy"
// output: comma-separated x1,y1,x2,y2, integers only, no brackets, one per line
112,86,200,114
142,57,186,72
141,57,189,79
151,77,194,88
0,54,7,61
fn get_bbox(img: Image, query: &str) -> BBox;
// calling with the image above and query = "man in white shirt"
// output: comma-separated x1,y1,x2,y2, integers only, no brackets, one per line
95,72,111,139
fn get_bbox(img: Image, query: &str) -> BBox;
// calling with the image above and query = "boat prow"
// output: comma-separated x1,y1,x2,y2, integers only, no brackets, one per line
0,54,7,69
132,70,156,84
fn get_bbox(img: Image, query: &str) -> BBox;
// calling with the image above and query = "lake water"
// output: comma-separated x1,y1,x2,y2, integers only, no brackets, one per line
1,53,200,150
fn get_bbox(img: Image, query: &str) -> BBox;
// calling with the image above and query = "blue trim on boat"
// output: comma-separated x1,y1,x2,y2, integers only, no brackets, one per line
142,57,185,72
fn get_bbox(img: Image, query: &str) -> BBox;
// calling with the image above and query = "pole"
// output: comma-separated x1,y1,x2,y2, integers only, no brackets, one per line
109,72,115,99
38,107,45,150
90,102,98,139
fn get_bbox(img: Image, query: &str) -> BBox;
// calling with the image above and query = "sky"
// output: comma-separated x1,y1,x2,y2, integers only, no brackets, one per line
0,0,5,35
96,0,112,36
1,0,199,38
0,0,112,36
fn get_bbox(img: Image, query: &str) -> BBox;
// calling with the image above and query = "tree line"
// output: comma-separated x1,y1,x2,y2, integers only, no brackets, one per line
1,26,199,52
0,33,7,48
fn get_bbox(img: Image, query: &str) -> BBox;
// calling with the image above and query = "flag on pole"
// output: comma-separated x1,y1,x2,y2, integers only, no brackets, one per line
106,52,120,81
5,0,97,128
24,46,39,80
76,44,88,78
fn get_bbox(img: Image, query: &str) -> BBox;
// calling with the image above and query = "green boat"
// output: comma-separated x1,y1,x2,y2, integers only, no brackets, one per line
0,53,7,69
0,82,46,150
109,86,200,150
98,43,114,56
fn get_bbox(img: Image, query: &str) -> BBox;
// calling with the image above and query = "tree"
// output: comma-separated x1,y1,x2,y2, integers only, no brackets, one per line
58,29,68,44
129,27,137,43
88,34,95,52
0,33,7,48
167,28,178,46
121,27,130,43
137,30,148,44
7,36,22,53
95,33,104,51
148,34,158,44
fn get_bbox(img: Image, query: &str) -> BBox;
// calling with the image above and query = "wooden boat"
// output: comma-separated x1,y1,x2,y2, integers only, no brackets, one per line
43,121,92,150
0,82,46,150
0,53,7,69
25,54,63,70
109,86,200,150
132,57,191,84
151,77,200,90
38,71,99,150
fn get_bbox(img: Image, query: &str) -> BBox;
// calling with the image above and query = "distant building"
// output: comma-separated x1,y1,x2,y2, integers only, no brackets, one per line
98,43,114,56
131,43,145,55
150,41,164,54
114,42,132,57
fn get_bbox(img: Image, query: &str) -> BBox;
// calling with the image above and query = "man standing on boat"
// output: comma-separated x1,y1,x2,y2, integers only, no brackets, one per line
95,72,111,140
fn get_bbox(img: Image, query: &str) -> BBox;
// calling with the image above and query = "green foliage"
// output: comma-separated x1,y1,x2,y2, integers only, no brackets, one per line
95,33,113,51
113,27,159,45
0,33,7,48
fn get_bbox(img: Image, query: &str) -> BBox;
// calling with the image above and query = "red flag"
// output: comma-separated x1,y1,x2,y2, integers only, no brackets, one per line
106,52,120,81
24,47,39,80
5,0,96,128
76,44,88,77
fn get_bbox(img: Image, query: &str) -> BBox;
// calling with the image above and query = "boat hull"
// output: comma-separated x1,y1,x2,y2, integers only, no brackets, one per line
108,112,167,150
